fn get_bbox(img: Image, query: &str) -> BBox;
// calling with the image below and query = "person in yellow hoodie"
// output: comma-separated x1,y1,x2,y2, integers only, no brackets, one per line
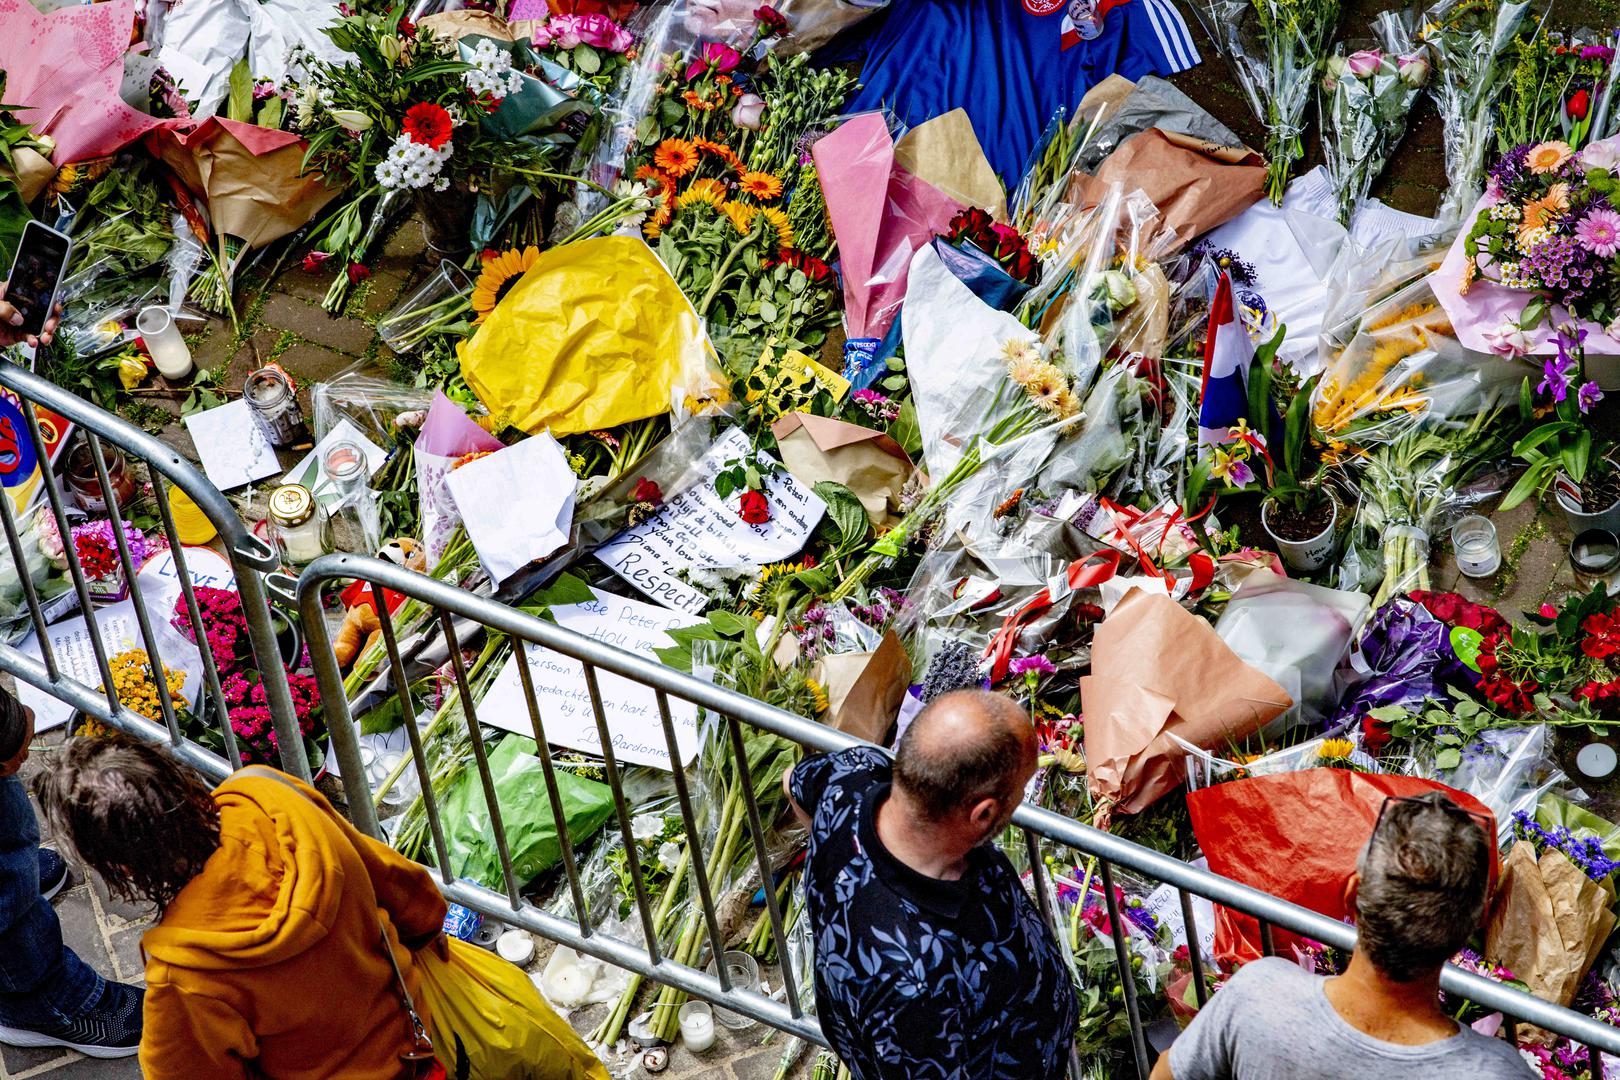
33,732,449,1079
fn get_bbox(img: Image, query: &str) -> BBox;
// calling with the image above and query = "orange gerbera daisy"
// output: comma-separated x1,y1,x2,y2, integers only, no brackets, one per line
653,138,700,178
1519,182,1572,239
738,171,783,200
694,138,740,168
758,205,794,248
720,200,758,234
1527,140,1574,174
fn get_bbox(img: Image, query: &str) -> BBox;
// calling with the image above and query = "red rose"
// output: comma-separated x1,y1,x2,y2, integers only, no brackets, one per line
1539,603,1559,618
631,477,663,505
1569,88,1592,121
397,15,416,36
347,262,371,285
738,489,770,524
1361,712,1391,755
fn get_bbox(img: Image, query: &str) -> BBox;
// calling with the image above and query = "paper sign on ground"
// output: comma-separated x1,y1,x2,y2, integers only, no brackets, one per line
280,417,388,507
183,400,279,491
444,432,576,583
596,427,826,614
478,590,703,770
17,600,204,732
135,547,237,629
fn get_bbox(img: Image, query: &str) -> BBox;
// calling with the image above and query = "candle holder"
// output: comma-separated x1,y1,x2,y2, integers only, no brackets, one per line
678,1001,715,1053
136,306,195,380
1570,529,1620,577
1449,515,1500,578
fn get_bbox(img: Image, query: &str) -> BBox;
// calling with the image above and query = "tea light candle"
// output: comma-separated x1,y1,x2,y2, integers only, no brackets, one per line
1449,515,1500,578
679,1001,715,1053
496,929,535,966
136,306,194,379
1578,742,1619,779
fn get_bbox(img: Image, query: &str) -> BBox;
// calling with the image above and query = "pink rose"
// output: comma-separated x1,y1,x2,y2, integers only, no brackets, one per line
573,13,634,52
684,0,757,37
538,14,586,49
1345,49,1384,78
1397,52,1430,87
1482,322,1532,357
685,41,741,81
731,92,765,129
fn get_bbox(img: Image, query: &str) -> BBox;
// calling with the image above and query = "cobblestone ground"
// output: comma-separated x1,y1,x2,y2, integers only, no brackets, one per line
13,0,1620,1072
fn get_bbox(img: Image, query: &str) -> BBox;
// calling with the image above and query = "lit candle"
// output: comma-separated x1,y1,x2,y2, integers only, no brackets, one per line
679,1002,715,1053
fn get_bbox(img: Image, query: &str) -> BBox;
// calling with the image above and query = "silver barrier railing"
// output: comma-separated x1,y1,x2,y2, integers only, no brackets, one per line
300,553,1620,1076
0,360,309,783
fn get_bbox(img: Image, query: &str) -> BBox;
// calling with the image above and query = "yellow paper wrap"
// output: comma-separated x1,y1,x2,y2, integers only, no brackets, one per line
458,236,713,437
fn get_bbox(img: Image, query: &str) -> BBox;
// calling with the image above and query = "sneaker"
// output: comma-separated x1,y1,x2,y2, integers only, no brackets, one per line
38,848,69,901
0,981,143,1058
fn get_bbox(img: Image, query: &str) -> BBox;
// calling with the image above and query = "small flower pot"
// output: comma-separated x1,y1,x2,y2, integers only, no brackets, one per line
1555,472,1620,535
1261,498,1339,573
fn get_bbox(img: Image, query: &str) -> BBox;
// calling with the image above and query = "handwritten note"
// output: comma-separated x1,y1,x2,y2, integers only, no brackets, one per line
477,590,703,770
184,400,279,491
444,432,576,582
596,427,825,614
16,599,204,732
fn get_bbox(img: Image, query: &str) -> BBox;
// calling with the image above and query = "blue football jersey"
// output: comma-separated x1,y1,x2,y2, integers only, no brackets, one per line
846,0,1202,188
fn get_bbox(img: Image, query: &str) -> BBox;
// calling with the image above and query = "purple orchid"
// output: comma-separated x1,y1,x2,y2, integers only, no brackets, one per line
1540,353,1575,401
1579,380,1605,413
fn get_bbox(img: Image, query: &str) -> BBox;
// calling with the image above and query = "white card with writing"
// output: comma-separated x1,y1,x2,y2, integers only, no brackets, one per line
444,433,577,583
477,590,704,770
183,400,279,491
595,427,825,614
17,599,204,732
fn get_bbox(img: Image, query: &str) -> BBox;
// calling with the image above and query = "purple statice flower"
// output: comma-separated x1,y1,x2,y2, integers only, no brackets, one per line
1192,243,1259,286
1512,810,1620,882
1539,353,1575,401
1522,234,1600,298
1487,143,1532,195
1008,655,1057,678
1576,207,1620,257
1580,380,1605,412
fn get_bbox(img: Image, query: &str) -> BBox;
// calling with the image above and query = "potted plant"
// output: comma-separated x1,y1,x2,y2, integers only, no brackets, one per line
1497,327,1620,532
1187,362,1338,572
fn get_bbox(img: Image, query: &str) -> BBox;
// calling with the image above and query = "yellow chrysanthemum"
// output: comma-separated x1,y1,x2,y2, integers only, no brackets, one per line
738,170,783,200
653,138,700,177
470,246,540,323
720,200,758,234
677,177,727,210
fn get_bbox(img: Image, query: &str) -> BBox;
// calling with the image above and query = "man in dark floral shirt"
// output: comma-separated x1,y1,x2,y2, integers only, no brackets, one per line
784,690,1077,1079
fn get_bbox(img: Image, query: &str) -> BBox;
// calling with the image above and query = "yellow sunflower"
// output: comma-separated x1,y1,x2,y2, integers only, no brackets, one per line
653,138,700,178
720,200,758,234
758,205,794,247
738,170,784,200
471,246,540,323
677,177,727,210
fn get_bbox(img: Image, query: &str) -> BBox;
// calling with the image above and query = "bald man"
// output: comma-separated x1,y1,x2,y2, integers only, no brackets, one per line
783,690,1077,1080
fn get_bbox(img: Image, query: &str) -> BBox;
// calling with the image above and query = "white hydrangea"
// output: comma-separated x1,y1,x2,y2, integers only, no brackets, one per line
463,38,525,99
375,133,454,191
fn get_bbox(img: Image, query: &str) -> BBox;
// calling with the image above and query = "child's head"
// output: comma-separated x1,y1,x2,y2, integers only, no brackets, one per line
0,689,34,778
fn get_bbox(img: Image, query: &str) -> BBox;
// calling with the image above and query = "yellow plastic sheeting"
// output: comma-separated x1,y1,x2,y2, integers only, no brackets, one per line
458,235,709,436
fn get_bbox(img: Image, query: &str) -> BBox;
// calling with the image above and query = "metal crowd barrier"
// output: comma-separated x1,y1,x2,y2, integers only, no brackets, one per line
299,552,1620,1077
0,360,308,783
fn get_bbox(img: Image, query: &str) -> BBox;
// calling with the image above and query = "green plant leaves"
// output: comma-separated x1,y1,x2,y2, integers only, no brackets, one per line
812,480,871,561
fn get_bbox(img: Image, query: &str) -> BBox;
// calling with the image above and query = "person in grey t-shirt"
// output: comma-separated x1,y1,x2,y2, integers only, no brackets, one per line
1152,791,1531,1080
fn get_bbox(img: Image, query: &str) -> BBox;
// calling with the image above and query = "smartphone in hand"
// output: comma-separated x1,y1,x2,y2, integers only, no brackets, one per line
5,221,72,338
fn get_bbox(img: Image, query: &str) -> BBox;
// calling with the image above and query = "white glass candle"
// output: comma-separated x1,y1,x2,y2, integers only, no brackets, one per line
1449,515,1500,577
136,306,194,379
679,1001,715,1052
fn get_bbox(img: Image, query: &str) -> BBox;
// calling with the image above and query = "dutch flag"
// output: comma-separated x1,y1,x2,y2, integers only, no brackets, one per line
1198,272,1253,449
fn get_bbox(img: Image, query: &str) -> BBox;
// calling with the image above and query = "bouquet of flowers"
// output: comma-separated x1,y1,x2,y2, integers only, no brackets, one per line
1195,0,1343,202
1318,14,1429,224
293,9,570,310
526,11,637,97
1494,28,1616,155
1420,0,1532,220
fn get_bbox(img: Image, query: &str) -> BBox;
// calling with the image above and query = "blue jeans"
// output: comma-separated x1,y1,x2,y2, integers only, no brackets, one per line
0,776,101,1029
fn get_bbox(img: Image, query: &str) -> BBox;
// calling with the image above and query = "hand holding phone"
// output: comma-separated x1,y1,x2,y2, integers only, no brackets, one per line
1,221,72,350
